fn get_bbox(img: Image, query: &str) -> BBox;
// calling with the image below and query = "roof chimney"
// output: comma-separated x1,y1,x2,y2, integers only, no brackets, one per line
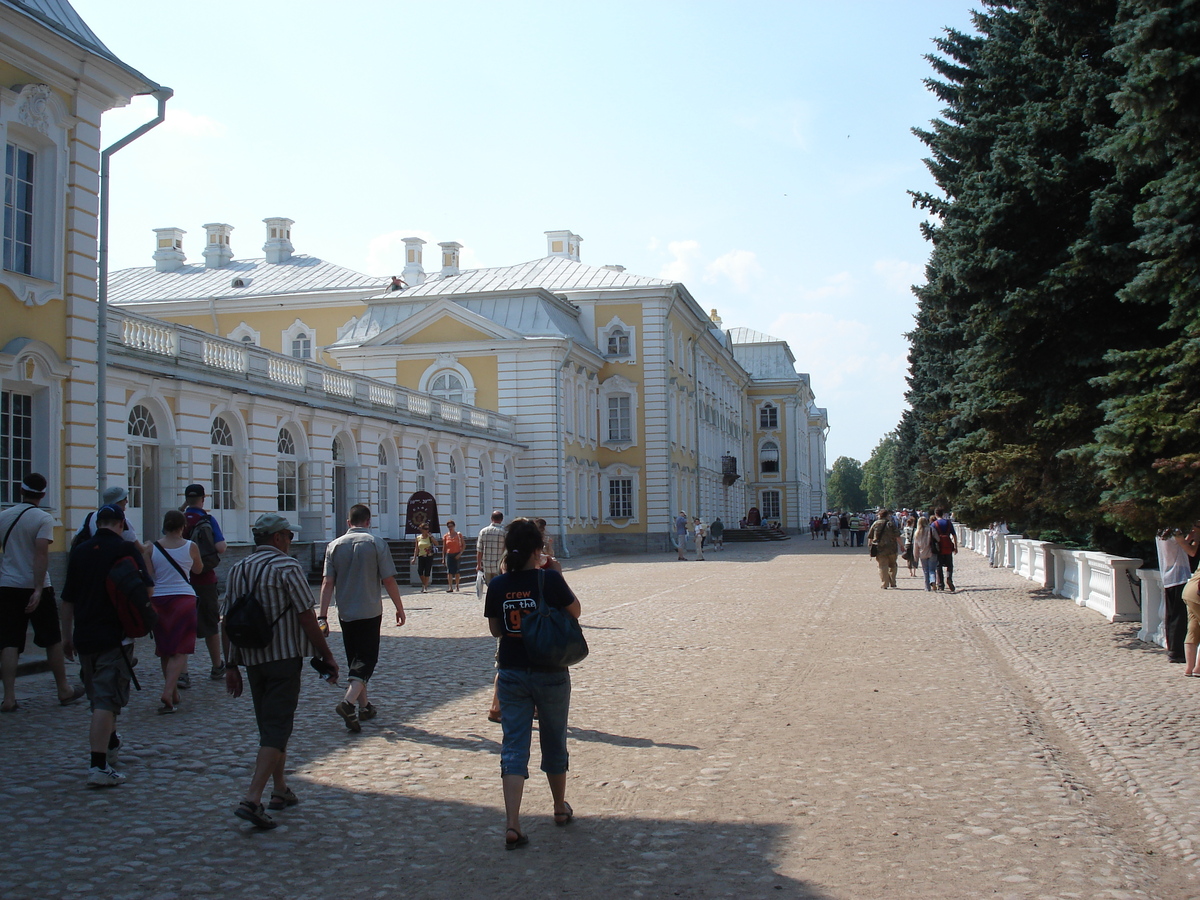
263,217,294,264
439,241,462,277
545,229,582,262
402,237,426,285
152,227,186,272
202,222,234,268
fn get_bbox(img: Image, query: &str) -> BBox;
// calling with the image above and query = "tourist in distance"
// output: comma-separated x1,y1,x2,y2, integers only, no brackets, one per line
1156,524,1197,666
694,517,706,561
902,514,918,577
675,510,689,560
442,519,465,592
709,516,724,551
180,484,227,685
484,518,580,850
867,507,902,589
914,516,938,591
411,521,439,593
930,507,958,592
142,509,202,714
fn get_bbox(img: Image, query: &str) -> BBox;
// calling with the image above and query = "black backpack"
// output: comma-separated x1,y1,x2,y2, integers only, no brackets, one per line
183,512,221,573
224,562,291,649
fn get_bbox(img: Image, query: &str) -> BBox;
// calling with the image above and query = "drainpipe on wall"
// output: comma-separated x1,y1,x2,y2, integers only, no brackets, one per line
692,337,701,521
97,87,173,495
555,339,574,559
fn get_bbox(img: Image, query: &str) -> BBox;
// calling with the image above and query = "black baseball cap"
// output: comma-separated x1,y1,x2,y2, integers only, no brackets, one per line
184,484,206,498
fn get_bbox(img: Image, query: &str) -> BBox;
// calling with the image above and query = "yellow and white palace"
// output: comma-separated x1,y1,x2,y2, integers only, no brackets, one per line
2,2,828,563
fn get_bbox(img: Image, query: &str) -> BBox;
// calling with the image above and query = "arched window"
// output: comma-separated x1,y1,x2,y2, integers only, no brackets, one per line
127,405,156,439
760,440,780,474
277,427,297,511
448,456,458,515
291,332,311,359
210,417,235,510
415,450,427,493
126,405,158,512
430,371,464,402
377,443,390,516
332,437,344,462
607,327,629,356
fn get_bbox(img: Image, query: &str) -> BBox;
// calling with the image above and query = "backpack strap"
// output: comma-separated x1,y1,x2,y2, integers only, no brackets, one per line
2,504,35,553
153,541,191,584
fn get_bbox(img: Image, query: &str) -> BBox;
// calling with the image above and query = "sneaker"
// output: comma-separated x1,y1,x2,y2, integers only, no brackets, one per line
358,703,378,722
209,664,226,680
107,733,121,769
177,672,191,690
336,700,361,733
87,765,127,788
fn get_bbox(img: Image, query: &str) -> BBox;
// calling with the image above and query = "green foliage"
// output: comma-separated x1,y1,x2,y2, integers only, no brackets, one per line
897,0,1195,547
827,457,868,512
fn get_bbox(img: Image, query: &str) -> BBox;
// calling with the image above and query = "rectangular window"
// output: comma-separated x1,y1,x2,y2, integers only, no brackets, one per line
609,478,633,519
127,445,144,509
378,470,388,516
278,460,297,511
450,476,458,515
762,490,781,520
3,144,34,275
607,396,631,442
1,390,33,505
759,405,778,429
211,453,235,510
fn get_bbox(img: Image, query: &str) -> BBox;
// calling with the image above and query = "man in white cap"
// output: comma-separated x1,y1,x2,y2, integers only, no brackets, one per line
73,485,140,548
0,473,85,712
223,513,338,829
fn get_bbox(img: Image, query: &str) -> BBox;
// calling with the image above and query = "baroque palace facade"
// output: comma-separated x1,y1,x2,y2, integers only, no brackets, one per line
2,1,828,562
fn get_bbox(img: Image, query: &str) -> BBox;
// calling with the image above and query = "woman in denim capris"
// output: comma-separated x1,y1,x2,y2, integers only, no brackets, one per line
484,518,581,850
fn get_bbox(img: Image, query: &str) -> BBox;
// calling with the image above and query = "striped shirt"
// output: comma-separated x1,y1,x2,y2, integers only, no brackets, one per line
221,546,314,667
476,523,506,574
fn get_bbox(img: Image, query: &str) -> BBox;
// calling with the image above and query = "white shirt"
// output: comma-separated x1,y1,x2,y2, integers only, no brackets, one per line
0,503,54,588
1157,537,1193,589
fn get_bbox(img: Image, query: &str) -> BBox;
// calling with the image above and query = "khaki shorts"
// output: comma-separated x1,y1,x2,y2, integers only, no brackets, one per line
81,646,132,714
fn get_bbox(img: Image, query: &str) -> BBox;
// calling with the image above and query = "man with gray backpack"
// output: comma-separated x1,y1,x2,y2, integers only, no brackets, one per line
180,484,226,685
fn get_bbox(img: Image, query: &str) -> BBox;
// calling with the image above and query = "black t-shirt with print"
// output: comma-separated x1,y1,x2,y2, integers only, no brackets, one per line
484,568,578,672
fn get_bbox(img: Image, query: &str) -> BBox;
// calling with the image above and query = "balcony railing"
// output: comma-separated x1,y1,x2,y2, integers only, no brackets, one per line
108,308,516,438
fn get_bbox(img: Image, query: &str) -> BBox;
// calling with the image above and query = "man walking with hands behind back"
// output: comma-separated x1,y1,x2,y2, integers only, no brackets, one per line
476,510,506,592
319,504,405,734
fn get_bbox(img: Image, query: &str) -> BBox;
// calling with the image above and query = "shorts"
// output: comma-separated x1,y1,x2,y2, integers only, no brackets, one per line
247,656,303,751
445,552,460,575
497,667,571,779
194,582,220,639
417,555,433,578
0,586,61,651
340,614,382,683
80,646,132,714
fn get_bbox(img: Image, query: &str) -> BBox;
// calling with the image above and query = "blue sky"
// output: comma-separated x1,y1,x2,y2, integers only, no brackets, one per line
73,0,980,465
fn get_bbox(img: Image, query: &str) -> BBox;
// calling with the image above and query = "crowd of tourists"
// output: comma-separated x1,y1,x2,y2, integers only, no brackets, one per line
0,474,580,849
809,507,962,593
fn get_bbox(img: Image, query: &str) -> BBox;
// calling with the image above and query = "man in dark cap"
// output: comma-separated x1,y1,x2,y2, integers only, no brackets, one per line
0,473,85,712
180,484,227,685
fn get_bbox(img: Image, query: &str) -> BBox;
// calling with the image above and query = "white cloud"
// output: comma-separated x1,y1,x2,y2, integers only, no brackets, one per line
659,239,701,282
872,258,923,295
796,271,855,302
705,249,761,292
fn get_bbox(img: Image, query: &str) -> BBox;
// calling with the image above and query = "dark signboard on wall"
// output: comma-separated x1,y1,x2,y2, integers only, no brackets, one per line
404,491,440,535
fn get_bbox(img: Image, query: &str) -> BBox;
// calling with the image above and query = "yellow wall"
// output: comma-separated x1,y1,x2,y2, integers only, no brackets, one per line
153,304,365,365
393,354,500,412
0,287,66,358
406,318,493,344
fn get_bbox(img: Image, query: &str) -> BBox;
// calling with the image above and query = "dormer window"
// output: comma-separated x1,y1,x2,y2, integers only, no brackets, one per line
607,328,630,357
231,277,246,288
291,332,311,359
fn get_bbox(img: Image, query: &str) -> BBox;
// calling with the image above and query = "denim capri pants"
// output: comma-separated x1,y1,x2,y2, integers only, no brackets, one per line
497,667,571,779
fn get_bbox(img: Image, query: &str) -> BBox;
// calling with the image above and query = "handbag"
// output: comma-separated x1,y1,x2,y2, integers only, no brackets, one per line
521,569,588,667
869,543,878,558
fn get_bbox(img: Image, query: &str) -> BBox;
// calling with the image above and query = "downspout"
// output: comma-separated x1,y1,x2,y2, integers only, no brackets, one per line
555,339,574,560
692,336,701,521
97,87,173,494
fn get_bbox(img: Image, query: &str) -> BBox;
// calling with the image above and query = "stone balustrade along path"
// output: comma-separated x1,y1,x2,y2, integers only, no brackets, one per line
1,539,1197,899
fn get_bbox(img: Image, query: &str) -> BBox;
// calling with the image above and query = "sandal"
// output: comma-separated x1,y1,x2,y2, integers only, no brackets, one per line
1,701,18,713
488,712,501,724
234,800,277,829
59,685,87,706
504,827,529,851
267,787,299,810
554,802,574,826
157,701,176,715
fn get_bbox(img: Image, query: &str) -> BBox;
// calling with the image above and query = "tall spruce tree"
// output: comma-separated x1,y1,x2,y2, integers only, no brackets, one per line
1087,0,1200,536
907,0,1151,543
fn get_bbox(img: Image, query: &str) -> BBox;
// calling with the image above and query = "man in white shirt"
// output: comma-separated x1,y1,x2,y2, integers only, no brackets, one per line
0,473,85,712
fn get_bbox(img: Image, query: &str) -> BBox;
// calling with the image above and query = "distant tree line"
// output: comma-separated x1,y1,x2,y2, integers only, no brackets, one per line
874,0,1198,552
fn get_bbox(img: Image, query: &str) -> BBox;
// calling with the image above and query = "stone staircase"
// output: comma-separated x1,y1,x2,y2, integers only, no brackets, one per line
387,537,479,587
721,527,791,543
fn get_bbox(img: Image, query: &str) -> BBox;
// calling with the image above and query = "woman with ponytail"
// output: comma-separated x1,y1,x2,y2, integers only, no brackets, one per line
483,517,581,850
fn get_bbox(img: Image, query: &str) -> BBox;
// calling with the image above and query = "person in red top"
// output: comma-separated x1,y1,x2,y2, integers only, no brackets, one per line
442,519,465,592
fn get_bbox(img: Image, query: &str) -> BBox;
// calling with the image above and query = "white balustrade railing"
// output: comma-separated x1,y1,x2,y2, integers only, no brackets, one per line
1137,568,1166,648
322,371,354,398
203,339,245,372
369,383,394,406
122,318,174,356
439,403,462,424
409,394,431,417
268,357,305,387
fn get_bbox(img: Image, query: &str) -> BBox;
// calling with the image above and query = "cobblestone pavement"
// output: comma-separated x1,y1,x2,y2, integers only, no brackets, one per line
2,540,1199,899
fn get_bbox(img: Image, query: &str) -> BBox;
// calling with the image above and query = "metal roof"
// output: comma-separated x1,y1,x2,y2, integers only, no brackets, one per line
729,328,800,381
109,255,387,304
3,0,159,88
728,326,784,345
379,255,673,299
334,290,594,348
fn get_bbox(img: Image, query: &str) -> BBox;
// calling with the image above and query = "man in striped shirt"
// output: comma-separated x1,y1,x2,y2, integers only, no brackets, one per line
476,510,507,588
223,513,338,829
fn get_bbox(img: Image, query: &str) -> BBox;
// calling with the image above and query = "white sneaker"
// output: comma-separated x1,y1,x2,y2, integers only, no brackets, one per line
87,765,127,788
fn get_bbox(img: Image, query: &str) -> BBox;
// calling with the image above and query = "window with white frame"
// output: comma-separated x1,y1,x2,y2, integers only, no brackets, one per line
607,396,630,443
126,405,158,511
762,490,781,521
377,443,390,516
448,456,459,515
430,371,464,403
599,375,638,448
760,440,780,474
277,428,298,512
609,478,633,519
1,86,68,306
760,402,778,430
607,328,629,357
282,319,315,361
416,450,426,493
599,317,636,362
291,332,312,359
211,417,235,510
478,459,489,516
1,390,32,505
